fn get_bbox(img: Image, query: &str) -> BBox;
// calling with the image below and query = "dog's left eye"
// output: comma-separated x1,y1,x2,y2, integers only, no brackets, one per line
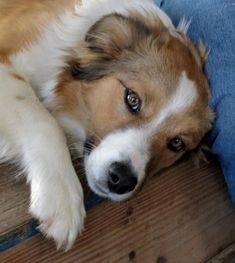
168,136,185,152
125,89,141,114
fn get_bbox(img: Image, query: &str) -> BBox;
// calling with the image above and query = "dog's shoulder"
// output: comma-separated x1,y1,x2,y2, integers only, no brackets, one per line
0,0,77,59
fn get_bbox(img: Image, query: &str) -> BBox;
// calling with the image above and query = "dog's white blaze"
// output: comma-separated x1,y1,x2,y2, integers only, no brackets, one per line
148,71,197,132
85,72,197,200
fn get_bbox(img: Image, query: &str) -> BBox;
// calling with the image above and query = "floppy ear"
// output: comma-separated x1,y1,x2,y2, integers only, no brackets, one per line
69,14,135,81
189,107,215,166
189,143,212,167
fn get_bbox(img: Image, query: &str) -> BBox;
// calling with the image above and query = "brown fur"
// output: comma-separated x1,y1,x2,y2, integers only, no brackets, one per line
11,72,25,82
15,95,25,101
0,0,214,177
63,11,214,170
0,0,78,60
56,13,214,160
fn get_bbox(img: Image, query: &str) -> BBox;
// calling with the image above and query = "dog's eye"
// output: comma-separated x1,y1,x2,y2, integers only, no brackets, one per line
168,136,185,152
125,89,141,114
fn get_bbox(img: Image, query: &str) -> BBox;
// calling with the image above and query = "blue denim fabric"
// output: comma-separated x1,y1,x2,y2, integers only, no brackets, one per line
154,0,235,202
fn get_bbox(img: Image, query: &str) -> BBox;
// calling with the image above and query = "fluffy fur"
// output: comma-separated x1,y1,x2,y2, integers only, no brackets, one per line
0,0,214,250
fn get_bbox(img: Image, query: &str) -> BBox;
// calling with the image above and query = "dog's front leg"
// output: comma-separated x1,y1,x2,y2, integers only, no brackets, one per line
0,67,85,250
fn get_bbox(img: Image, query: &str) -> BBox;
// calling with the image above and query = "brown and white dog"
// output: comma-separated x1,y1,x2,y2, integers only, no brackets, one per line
0,0,214,250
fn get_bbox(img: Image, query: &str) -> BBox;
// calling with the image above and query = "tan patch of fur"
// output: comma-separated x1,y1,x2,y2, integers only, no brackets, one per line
55,76,158,139
197,41,210,64
0,0,78,58
11,72,25,82
71,13,209,103
55,74,89,130
0,0,213,173
15,95,25,101
58,11,214,171
128,11,166,36
148,112,212,170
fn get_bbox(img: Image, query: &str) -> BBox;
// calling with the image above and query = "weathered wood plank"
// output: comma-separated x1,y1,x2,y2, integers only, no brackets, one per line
206,243,235,263
0,165,30,236
0,163,102,252
1,160,235,263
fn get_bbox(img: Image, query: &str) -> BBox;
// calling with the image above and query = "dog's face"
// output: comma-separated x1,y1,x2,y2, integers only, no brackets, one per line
56,13,214,201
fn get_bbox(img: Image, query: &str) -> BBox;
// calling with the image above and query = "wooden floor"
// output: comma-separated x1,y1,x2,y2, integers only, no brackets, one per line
207,243,235,263
1,160,235,263
0,164,31,241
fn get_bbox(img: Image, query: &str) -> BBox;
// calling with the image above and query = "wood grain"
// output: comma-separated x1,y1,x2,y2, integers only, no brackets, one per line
0,165,30,236
206,243,235,263
1,160,235,263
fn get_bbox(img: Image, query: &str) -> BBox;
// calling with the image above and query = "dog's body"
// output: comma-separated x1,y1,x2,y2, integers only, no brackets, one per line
0,0,214,249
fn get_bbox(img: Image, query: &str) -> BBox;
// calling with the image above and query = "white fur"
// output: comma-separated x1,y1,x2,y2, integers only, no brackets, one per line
149,71,197,130
79,0,174,31
85,72,197,200
85,128,150,201
56,113,87,141
177,17,192,35
0,66,85,250
56,113,87,157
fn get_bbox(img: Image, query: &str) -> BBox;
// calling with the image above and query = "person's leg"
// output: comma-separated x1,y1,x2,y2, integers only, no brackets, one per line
154,0,235,202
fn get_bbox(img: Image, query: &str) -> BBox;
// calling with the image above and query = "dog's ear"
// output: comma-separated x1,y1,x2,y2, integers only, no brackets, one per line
69,14,136,81
189,143,213,167
85,14,134,59
69,13,154,81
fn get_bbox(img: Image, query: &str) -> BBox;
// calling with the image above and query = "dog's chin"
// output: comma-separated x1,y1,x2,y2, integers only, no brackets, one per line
87,179,133,202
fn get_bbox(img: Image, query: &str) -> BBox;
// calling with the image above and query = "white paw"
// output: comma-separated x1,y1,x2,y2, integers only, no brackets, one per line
29,174,86,251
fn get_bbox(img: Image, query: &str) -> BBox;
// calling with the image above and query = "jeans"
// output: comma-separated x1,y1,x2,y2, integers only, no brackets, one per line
154,0,235,203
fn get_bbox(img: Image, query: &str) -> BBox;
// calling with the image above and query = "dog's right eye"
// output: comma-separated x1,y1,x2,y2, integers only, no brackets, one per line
125,88,141,114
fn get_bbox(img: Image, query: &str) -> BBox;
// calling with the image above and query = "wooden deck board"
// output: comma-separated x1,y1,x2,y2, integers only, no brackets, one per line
207,242,235,263
0,165,30,236
1,160,235,263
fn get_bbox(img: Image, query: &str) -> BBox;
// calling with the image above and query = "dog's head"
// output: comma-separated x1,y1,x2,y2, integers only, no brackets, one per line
55,10,214,201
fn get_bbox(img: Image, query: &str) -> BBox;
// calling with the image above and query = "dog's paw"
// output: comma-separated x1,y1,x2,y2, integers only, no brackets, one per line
29,175,86,250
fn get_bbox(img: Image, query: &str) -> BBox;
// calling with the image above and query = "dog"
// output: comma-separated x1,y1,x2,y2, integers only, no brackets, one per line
0,0,214,250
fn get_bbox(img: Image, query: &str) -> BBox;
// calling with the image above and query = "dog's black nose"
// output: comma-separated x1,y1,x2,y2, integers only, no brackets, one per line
107,162,137,195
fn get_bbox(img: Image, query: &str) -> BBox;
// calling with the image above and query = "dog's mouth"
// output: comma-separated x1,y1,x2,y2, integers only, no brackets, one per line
93,183,109,197
91,181,135,201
